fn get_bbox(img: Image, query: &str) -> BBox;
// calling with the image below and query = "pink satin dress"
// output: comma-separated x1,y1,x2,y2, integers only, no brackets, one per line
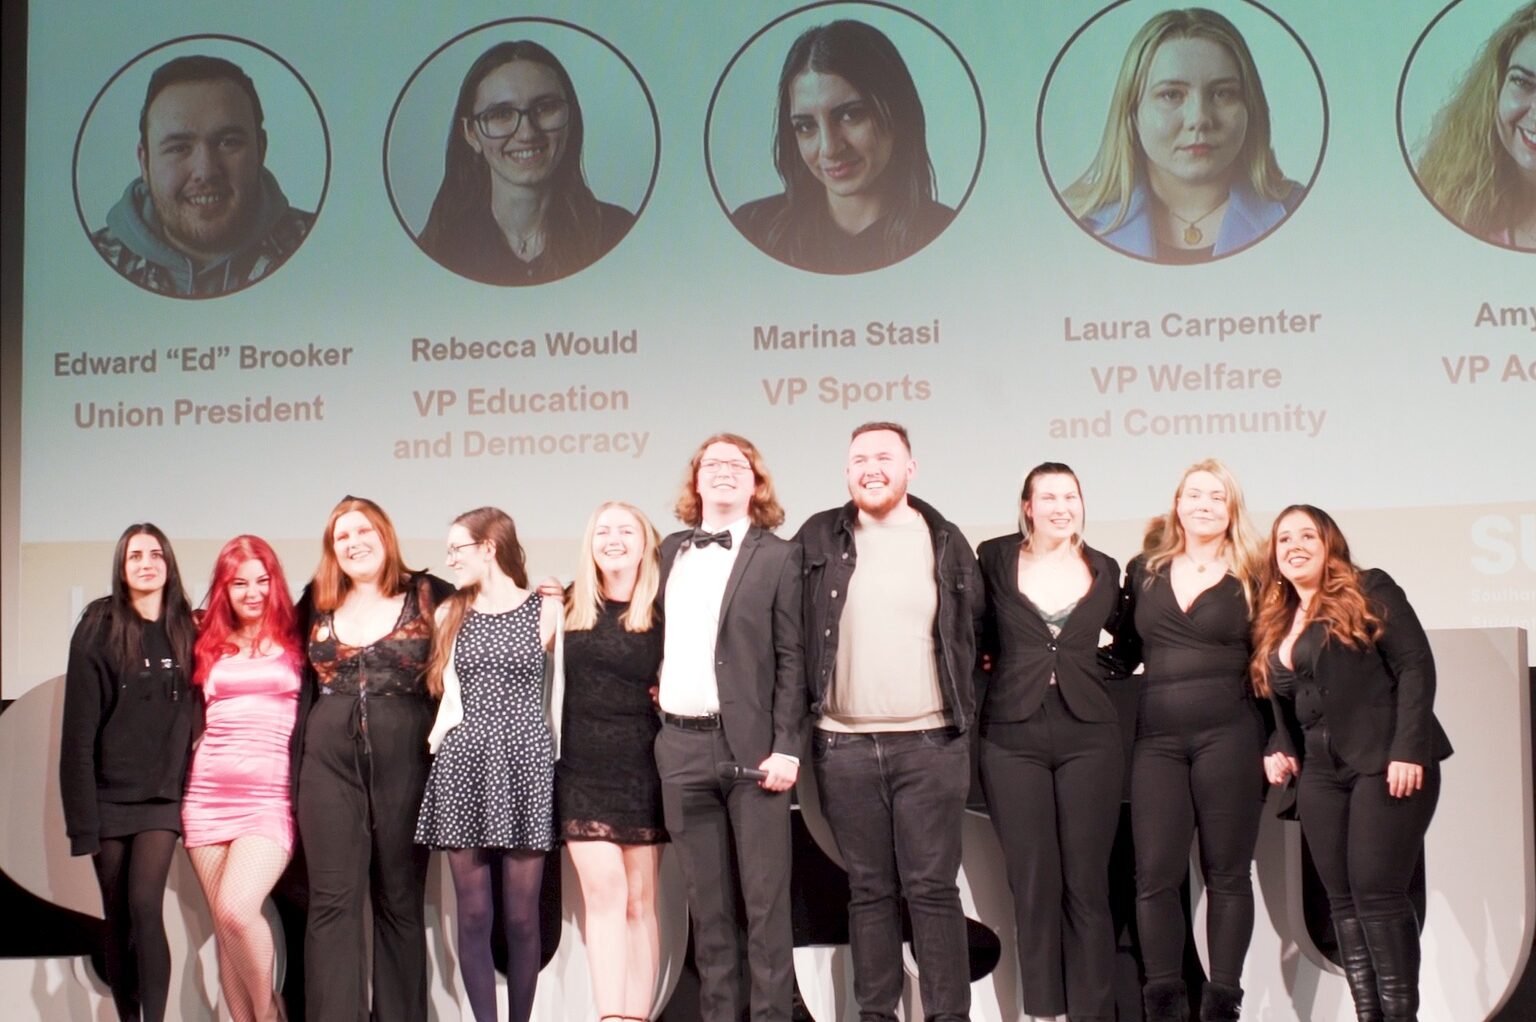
181,651,301,852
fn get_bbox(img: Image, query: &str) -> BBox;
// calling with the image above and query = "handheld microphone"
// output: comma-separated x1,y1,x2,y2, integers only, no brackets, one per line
717,762,769,783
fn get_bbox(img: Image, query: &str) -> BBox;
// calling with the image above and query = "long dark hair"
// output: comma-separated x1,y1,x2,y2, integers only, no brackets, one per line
764,20,938,267
90,523,196,677
418,40,605,282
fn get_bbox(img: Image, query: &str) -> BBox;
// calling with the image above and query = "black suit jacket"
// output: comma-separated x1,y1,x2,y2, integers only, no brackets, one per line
1269,568,1453,774
977,536,1123,725
659,525,807,767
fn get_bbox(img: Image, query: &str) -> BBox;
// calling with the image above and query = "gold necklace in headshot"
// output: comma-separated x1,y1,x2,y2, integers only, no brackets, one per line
1168,197,1228,246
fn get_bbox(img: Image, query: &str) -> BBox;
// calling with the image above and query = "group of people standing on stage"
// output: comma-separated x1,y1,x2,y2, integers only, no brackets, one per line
60,423,1449,1022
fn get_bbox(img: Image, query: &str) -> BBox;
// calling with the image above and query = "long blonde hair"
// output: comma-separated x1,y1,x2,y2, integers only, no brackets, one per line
1143,458,1264,609
565,501,662,633
426,507,529,697
1415,4,1536,240
1063,7,1294,232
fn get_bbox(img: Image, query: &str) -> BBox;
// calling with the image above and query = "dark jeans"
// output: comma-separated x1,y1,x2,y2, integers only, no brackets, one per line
979,685,1123,1021
1299,726,1441,921
1132,676,1265,988
812,726,971,1022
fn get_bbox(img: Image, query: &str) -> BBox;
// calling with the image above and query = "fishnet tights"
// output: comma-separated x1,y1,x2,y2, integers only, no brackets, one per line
187,837,291,1022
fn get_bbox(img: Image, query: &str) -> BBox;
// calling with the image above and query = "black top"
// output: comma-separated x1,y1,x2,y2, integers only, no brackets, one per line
59,604,196,856
730,193,955,274
557,599,667,844
308,579,435,699
1111,555,1251,685
290,573,454,801
427,200,636,286
978,536,1123,725
1267,627,1324,728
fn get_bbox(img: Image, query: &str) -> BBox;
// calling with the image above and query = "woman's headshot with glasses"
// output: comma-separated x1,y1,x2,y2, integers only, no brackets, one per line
415,39,638,286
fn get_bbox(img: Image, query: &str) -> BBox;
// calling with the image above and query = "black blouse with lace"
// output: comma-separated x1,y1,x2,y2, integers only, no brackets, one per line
556,600,667,844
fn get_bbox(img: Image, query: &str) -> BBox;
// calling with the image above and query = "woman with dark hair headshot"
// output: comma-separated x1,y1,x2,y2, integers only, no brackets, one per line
418,40,636,285
559,501,668,1022
60,523,197,1022
731,19,955,274
1064,7,1303,263
1111,459,1267,1022
416,506,561,1022
1253,506,1451,1022
976,464,1125,1022
1415,3,1536,250
182,535,302,1022
295,496,451,1022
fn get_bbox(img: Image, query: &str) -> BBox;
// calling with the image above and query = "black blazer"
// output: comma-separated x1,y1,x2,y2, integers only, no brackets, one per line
659,525,807,766
978,536,1122,725
1268,568,1453,775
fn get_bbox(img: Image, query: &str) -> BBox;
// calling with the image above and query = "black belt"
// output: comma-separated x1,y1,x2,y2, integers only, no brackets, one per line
661,711,722,731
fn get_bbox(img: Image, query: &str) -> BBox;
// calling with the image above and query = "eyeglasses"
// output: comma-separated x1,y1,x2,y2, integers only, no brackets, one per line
699,458,752,475
470,99,570,139
446,541,481,562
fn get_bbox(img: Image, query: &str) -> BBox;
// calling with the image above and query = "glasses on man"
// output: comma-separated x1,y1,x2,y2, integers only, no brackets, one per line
699,458,752,475
471,98,570,139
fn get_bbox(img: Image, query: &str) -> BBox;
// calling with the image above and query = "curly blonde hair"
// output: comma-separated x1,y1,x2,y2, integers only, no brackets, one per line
1415,4,1536,240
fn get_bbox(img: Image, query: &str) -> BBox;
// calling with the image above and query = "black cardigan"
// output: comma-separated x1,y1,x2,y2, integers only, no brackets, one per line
1267,568,1453,774
977,536,1123,725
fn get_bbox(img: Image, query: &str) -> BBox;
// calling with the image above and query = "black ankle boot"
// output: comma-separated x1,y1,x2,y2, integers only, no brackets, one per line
1199,981,1243,1021
1361,914,1421,1021
1143,979,1189,1022
1335,915,1384,1022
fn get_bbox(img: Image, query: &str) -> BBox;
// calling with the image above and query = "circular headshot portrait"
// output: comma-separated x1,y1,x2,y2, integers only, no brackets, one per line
706,1,984,276
386,19,659,287
1039,1,1326,265
73,36,328,300
1400,1,1536,252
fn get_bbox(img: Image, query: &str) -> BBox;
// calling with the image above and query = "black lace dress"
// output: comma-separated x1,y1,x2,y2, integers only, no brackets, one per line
556,600,667,844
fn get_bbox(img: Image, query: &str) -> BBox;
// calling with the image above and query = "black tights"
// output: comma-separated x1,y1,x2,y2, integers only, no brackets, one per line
1132,678,1265,987
92,830,178,1022
445,848,547,1022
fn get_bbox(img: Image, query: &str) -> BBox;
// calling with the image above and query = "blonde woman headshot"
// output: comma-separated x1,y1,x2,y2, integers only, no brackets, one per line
1414,2,1536,250
1064,7,1304,264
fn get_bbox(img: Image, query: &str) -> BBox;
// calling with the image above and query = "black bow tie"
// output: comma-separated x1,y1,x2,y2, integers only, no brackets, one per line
692,528,733,550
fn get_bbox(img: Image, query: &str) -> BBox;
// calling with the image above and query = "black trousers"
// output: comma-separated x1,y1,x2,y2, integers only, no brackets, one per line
654,723,793,1022
980,686,1122,1021
296,695,432,1022
1132,677,1265,987
1299,726,1441,921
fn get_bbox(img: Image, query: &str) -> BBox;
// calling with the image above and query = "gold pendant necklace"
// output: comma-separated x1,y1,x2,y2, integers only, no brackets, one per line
1170,197,1227,246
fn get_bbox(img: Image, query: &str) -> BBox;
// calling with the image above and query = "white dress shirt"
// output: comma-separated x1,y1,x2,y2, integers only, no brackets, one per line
658,517,748,716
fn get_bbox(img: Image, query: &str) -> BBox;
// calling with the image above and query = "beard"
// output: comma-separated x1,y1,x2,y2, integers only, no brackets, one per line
150,176,260,259
850,474,908,517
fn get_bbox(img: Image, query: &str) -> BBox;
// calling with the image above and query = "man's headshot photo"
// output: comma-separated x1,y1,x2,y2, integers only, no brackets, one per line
76,43,327,299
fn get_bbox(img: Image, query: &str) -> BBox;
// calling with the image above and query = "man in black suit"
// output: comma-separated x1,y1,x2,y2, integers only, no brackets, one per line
655,433,806,1022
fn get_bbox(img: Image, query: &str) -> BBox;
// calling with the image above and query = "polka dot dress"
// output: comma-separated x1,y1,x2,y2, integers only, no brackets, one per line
415,594,554,851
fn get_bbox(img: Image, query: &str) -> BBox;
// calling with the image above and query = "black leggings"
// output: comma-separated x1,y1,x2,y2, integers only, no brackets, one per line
92,830,178,1022
445,848,547,1022
1299,726,1440,921
1132,677,1265,987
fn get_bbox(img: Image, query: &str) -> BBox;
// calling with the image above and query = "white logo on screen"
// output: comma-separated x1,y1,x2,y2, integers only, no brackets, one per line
1471,513,1536,574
